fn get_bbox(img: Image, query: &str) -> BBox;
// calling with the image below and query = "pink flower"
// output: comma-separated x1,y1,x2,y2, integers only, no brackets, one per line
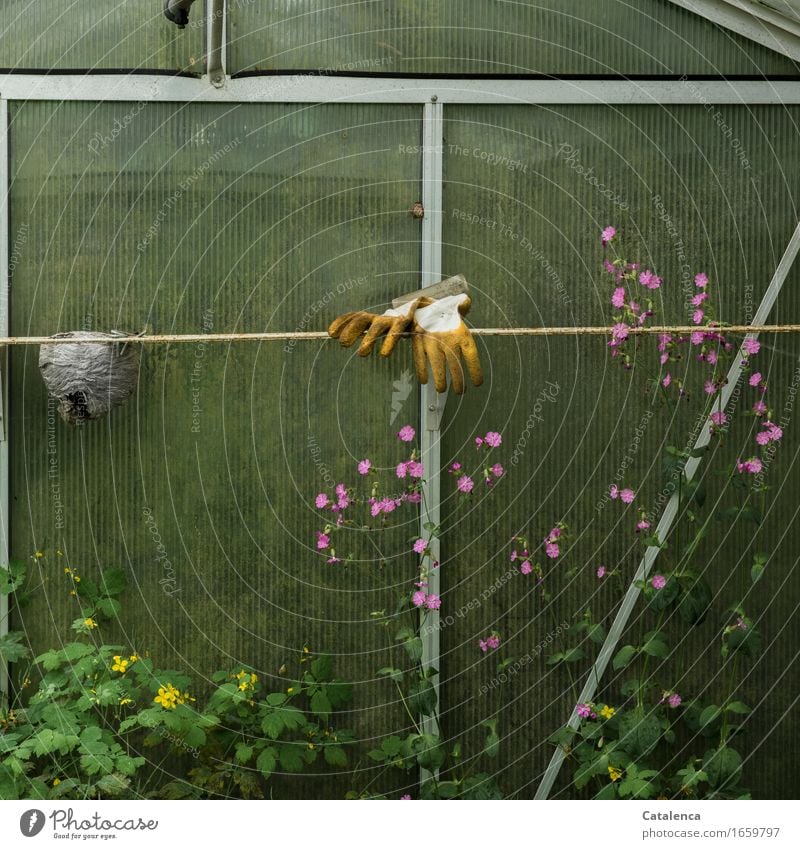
520,560,532,575
315,493,329,509
694,272,709,288
490,463,504,478
662,373,671,388
706,350,718,365
601,226,616,245
484,431,502,448
619,488,635,504
397,425,415,442
742,338,760,355
668,693,682,709
474,437,484,448
413,538,427,554
316,532,330,550
736,457,763,474
639,269,661,290
576,703,592,718
406,492,421,504
357,459,372,475
596,565,606,579
692,309,704,325
691,292,708,306
704,380,716,395
611,322,629,342
752,399,767,416
457,475,474,493
486,635,500,650
690,331,704,346
749,372,762,387
611,287,626,309
450,462,462,472
396,462,408,479
767,422,783,441
651,575,666,590
609,485,619,500
412,590,427,608
637,519,650,532
710,411,727,427
406,461,425,478
425,594,441,610
400,795,412,800
755,430,770,445
545,542,560,559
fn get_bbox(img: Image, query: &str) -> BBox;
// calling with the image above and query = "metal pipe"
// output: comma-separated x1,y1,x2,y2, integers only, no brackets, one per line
207,0,225,88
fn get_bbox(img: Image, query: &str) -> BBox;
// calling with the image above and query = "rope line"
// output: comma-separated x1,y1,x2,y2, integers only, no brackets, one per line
1,324,799,345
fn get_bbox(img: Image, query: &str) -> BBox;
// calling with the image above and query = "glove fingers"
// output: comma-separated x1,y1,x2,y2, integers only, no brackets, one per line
412,331,429,384
328,311,358,339
459,330,484,387
358,315,394,356
424,335,448,393
378,317,411,357
441,334,465,395
457,295,473,318
338,313,375,347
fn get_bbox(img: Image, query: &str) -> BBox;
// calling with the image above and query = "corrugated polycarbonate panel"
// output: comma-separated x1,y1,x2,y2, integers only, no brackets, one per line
0,0,203,72
229,0,800,76
8,100,423,797
438,104,800,798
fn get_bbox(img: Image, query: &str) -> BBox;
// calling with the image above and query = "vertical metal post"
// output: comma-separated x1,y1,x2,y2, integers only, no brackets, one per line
419,98,444,780
535,220,800,800
0,98,10,705
206,0,226,88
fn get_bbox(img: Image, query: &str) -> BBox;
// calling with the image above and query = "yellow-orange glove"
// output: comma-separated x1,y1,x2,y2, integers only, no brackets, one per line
411,293,483,395
328,298,427,358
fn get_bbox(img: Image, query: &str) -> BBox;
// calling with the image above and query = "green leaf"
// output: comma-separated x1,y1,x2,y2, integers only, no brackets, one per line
324,745,347,767
278,744,305,773
0,559,26,595
325,681,352,708
678,578,712,626
641,636,669,659
95,773,129,796
617,709,661,758
310,654,333,682
412,734,445,771
406,679,437,716
751,561,765,584
376,667,404,683
115,755,145,777
0,631,30,663
403,636,424,663
699,705,722,730
647,576,680,613
276,705,305,731
261,712,285,740
612,645,638,671
484,731,500,758
235,743,254,764
96,597,122,619
265,692,287,707
703,747,742,789
99,568,127,597
381,736,403,757
725,701,751,715
61,643,95,662
256,746,277,779
310,690,332,721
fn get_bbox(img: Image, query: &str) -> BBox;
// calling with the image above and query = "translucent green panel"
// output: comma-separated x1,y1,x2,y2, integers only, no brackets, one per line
0,0,203,72
439,105,800,798
8,100,422,797
229,0,800,75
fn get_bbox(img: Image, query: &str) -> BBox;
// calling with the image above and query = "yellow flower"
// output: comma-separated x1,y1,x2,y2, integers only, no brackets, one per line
307,743,315,750
600,705,616,719
35,551,44,559
64,567,72,575
53,778,61,787
129,654,138,663
111,656,129,673
69,590,76,597
84,618,98,629
154,684,184,709
608,766,623,782
119,698,134,706
74,576,81,583
287,687,294,694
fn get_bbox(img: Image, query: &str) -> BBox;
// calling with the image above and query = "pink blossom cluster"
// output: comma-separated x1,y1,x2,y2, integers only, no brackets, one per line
510,544,533,575
478,633,501,652
576,703,597,720
411,582,441,610
609,484,635,503
543,526,562,559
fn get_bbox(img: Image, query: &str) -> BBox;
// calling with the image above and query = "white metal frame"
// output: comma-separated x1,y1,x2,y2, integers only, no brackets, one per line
0,99,8,707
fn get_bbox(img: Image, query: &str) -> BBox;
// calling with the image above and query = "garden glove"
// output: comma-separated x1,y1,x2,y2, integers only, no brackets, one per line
328,298,428,358
411,293,483,395
164,0,196,27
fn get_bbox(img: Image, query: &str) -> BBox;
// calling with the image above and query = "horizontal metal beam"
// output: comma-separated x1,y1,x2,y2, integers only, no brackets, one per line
2,75,800,104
